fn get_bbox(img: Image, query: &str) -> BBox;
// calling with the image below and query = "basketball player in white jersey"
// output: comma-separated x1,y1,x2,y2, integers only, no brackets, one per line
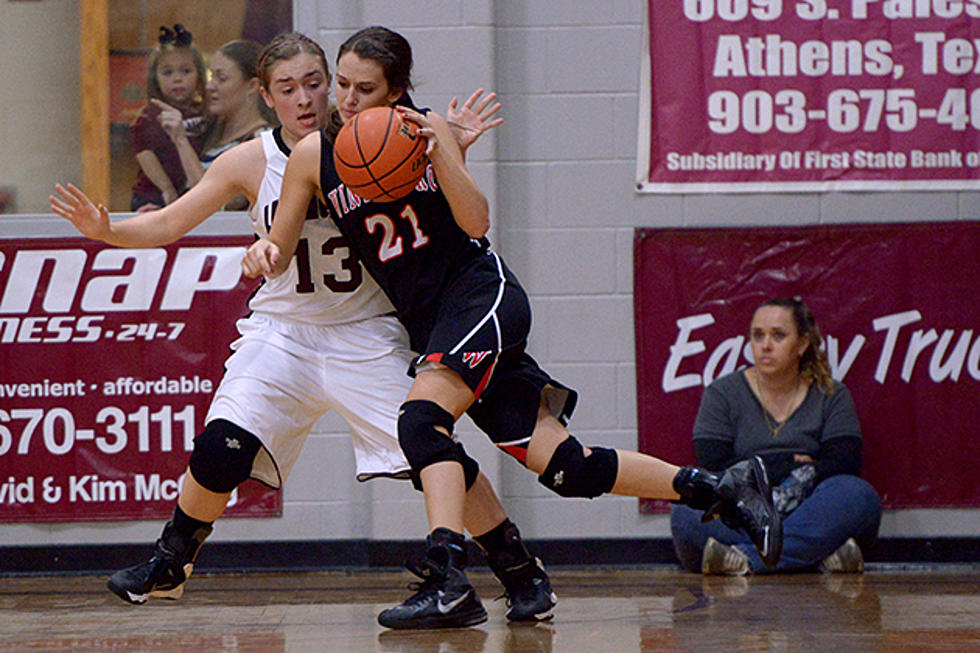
50,32,554,623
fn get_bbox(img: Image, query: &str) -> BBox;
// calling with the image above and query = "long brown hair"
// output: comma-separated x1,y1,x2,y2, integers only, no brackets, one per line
757,296,835,394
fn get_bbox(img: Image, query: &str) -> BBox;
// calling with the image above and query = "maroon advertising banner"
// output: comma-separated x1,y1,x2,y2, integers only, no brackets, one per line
640,1,980,192
0,236,280,522
635,221,980,511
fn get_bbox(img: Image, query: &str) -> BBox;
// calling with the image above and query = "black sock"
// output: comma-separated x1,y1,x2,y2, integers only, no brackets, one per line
474,518,515,552
171,505,212,539
475,519,531,567
427,527,468,568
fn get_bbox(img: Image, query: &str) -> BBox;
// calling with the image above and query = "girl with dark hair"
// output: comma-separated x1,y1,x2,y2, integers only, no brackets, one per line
243,25,782,629
155,39,275,210
129,24,208,212
670,297,882,576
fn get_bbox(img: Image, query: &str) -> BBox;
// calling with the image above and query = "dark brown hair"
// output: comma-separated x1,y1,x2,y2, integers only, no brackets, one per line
324,26,415,141
337,26,414,95
756,296,835,394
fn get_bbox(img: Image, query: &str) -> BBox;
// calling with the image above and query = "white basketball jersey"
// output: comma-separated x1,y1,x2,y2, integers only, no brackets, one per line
247,129,394,325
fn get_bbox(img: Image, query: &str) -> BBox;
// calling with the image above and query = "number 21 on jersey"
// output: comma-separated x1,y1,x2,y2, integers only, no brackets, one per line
365,204,429,262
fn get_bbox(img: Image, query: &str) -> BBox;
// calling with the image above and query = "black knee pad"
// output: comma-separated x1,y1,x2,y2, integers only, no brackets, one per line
405,441,479,492
398,400,479,491
454,441,481,492
188,419,263,493
537,436,618,498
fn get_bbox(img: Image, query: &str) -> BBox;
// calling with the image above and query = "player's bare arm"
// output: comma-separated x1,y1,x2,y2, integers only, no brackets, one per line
242,131,321,278
402,109,489,238
51,142,261,248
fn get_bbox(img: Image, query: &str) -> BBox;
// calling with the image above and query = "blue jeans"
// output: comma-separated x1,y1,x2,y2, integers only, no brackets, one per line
670,474,882,573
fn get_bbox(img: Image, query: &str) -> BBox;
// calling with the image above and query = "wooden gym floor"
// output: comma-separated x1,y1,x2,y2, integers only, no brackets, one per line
1,565,979,652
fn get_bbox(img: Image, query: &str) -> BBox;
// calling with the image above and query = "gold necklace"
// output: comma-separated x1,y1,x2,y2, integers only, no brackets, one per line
753,368,801,438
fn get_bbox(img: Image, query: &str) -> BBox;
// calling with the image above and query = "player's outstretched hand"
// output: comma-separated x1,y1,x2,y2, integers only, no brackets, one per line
242,238,283,279
49,183,112,241
447,88,502,152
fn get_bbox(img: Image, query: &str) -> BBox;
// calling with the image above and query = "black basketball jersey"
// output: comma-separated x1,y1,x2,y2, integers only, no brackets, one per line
318,128,489,348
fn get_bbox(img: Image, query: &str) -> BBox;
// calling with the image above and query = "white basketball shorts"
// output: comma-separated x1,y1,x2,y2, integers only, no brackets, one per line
206,312,413,488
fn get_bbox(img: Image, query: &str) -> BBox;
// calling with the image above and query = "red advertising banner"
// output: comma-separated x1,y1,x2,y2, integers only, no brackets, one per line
639,1,980,192
0,236,280,522
634,221,980,511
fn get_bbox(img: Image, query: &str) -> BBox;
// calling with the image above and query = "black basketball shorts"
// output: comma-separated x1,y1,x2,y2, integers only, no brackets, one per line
408,251,578,463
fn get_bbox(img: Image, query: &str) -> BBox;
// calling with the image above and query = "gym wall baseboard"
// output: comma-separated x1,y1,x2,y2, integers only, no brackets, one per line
2,537,979,576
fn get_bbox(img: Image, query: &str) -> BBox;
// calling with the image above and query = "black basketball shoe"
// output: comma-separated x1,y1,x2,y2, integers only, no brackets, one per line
489,555,556,622
476,519,557,622
707,456,782,568
378,537,487,630
106,520,211,604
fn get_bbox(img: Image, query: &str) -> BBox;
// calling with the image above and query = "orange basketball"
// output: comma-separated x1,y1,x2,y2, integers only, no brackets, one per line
333,106,429,201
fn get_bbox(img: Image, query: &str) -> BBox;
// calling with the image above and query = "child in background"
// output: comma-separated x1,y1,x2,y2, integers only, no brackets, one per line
130,24,208,212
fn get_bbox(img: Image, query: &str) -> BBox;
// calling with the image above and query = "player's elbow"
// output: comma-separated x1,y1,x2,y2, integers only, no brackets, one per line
463,196,490,238
463,212,490,239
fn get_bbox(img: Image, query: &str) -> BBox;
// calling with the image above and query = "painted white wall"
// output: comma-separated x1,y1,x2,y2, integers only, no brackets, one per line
2,0,978,549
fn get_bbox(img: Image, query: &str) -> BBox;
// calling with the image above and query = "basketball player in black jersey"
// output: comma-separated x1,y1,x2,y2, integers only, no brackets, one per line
53,33,551,623
243,26,782,630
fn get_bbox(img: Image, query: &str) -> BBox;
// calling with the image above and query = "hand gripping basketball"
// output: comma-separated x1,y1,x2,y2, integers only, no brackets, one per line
333,106,429,202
